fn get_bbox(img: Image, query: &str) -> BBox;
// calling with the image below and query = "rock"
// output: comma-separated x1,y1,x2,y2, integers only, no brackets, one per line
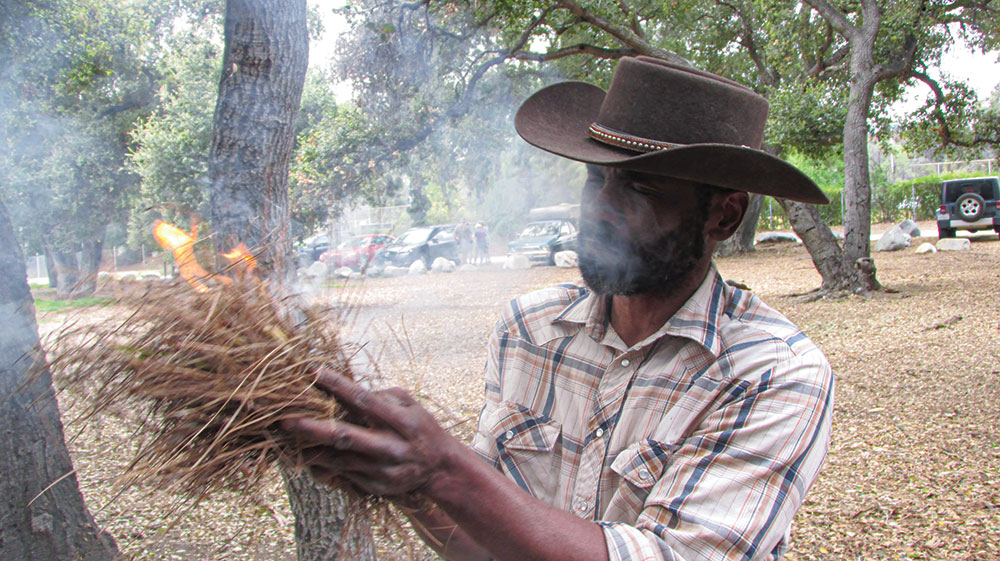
898,219,921,238
936,238,971,251
458,264,478,272
874,225,912,252
430,257,456,273
97,271,113,282
756,232,800,244
503,254,532,270
382,266,408,278
119,273,137,282
333,266,354,278
305,261,328,278
554,250,578,268
142,273,162,281
914,242,937,254
408,260,427,275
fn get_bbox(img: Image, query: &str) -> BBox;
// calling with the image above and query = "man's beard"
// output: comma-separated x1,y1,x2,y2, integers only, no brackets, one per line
577,210,707,297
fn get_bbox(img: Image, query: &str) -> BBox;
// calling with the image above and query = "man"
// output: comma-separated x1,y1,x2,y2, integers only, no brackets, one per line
286,56,834,561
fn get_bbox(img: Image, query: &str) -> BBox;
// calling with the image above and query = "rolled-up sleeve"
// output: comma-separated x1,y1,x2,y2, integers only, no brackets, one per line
602,351,834,561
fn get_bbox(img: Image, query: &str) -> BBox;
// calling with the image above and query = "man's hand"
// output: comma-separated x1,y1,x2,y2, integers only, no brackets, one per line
283,369,458,499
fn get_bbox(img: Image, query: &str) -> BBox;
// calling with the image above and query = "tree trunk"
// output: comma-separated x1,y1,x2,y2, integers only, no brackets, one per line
43,245,58,288
49,234,103,300
840,59,881,292
0,199,118,561
778,199,856,291
716,193,763,257
206,2,375,559
284,471,376,560
208,0,306,283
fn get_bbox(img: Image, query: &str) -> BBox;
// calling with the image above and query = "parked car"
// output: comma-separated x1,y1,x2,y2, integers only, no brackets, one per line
296,233,330,266
507,219,578,265
935,176,1000,238
319,234,395,270
374,224,460,268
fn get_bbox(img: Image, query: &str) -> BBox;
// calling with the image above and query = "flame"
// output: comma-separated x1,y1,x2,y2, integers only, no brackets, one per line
153,220,262,291
153,220,215,292
222,243,257,275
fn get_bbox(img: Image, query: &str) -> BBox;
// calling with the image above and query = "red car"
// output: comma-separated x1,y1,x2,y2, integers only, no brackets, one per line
319,234,395,269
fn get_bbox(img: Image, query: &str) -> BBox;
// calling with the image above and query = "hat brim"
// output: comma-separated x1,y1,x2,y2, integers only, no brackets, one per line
515,81,829,205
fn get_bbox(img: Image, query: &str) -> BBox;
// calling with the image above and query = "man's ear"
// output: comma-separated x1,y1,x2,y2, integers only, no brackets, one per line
706,191,749,242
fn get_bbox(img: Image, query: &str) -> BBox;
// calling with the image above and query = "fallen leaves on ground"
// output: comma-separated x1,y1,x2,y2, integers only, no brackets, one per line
56,225,1000,560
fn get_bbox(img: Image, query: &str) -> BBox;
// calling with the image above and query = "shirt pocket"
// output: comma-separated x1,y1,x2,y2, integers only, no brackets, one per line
605,439,678,522
489,401,562,501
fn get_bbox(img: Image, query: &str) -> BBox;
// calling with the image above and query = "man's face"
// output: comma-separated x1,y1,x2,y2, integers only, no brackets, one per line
577,165,712,296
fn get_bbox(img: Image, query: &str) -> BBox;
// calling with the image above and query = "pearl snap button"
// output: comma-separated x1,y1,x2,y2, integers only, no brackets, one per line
638,468,651,480
621,358,631,367
595,428,604,438
575,500,588,513
505,430,514,440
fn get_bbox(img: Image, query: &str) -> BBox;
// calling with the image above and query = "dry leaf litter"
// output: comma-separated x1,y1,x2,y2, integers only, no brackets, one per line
42,222,1000,560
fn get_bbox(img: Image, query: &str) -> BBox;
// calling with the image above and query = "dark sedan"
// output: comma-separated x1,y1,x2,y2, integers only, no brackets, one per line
507,220,577,265
374,224,460,268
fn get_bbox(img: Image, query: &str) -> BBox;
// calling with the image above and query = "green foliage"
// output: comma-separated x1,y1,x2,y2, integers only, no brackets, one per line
127,29,221,246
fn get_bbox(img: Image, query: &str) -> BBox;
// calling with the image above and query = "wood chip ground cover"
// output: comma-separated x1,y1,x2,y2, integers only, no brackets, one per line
53,225,999,560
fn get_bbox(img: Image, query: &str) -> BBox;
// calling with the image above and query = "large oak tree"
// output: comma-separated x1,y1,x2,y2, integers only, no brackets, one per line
206,1,374,559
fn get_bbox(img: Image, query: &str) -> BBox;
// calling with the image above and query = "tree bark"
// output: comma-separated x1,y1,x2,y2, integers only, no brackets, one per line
48,233,104,300
206,2,375,559
778,199,856,291
0,199,118,561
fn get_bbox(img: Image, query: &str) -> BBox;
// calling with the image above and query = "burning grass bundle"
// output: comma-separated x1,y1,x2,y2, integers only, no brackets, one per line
46,277,362,500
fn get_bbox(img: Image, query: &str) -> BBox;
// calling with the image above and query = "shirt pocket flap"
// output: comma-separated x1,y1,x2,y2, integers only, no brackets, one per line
491,401,561,453
611,439,676,489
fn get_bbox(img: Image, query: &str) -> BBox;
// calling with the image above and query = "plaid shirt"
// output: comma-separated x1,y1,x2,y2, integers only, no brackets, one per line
471,266,833,561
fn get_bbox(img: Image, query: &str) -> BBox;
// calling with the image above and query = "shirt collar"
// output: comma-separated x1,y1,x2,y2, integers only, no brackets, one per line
553,265,727,357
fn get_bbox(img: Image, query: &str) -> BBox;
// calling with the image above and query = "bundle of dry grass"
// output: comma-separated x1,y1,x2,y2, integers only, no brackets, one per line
46,277,360,500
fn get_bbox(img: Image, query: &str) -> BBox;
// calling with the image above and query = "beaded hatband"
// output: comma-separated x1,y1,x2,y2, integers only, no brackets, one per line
587,122,683,153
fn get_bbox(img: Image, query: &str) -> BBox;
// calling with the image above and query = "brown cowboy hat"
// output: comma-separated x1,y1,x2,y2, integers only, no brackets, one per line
514,56,828,204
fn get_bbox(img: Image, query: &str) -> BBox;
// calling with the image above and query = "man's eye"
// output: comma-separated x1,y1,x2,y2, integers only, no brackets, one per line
629,182,659,196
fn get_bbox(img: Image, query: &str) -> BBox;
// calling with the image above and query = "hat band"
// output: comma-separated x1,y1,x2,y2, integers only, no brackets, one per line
588,122,683,153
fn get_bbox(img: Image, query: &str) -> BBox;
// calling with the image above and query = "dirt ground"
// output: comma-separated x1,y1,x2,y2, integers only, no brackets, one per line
56,223,1000,560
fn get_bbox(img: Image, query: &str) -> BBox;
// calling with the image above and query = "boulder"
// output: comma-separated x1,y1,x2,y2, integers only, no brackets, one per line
333,266,354,278
305,261,328,278
408,260,427,275
898,219,921,238
936,238,972,251
554,250,578,268
430,257,456,273
914,242,937,254
503,254,532,270
142,273,162,281
756,232,800,244
119,273,137,282
874,225,911,252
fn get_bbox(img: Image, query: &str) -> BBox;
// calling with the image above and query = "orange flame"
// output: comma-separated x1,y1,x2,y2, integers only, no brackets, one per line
152,220,215,292
153,220,262,291
222,243,257,275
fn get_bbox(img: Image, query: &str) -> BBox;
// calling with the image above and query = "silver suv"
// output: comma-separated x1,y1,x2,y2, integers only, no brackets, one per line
935,177,1000,238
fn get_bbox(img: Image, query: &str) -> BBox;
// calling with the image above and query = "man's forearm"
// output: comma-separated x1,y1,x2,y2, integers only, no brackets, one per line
400,503,491,561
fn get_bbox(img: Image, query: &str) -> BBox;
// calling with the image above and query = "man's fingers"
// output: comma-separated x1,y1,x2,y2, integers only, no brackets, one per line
313,369,417,432
283,417,410,462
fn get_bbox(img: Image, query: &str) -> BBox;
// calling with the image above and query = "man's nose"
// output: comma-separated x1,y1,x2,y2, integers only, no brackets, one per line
583,178,626,224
